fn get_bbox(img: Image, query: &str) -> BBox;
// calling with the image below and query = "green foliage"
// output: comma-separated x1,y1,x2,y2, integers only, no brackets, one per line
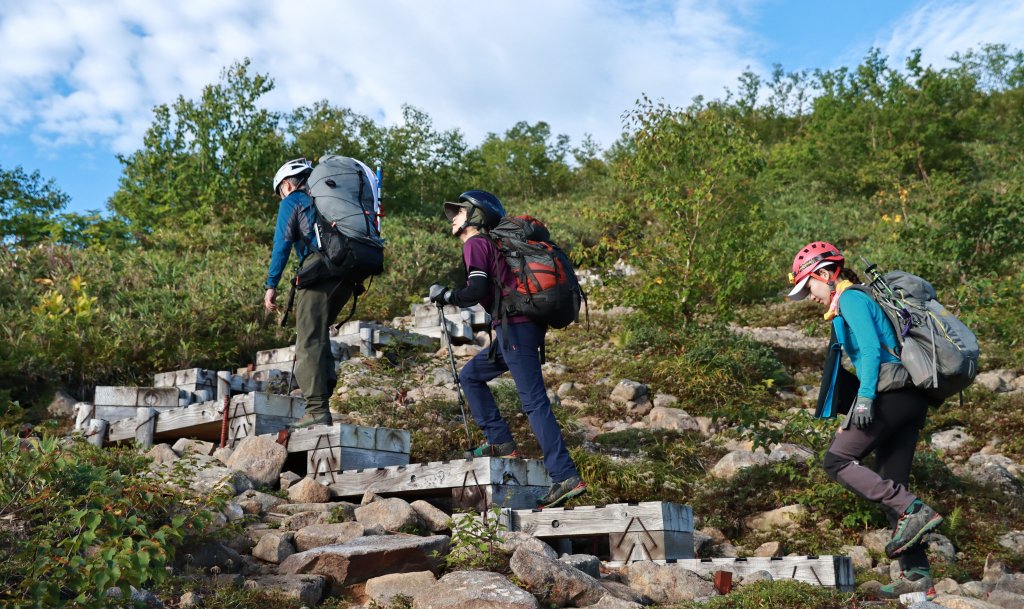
0,434,225,608
110,59,286,232
0,165,72,247
600,97,777,325
472,121,573,199
443,507,509,572
672,579,895,609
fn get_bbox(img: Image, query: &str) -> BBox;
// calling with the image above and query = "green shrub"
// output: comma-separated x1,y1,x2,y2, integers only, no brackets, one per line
672,579,898,609
0,433,226,608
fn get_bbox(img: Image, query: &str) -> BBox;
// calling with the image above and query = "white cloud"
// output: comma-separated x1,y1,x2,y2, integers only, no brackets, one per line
0,0,761,155
876,0,1024,68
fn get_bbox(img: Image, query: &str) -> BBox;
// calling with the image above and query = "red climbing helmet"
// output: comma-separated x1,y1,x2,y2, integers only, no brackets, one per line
787,241,844,300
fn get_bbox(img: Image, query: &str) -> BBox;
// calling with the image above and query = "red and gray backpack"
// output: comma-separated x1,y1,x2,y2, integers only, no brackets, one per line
488,215,586,330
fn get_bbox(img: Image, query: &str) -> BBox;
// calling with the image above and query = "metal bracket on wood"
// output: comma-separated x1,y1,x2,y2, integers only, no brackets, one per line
310,433,340,484
616,516,659,562
227,402,252,448
457,469,488,512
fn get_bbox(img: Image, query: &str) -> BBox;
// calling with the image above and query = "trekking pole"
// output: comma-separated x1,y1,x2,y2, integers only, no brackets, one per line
438,304,473,448
280,280,298,327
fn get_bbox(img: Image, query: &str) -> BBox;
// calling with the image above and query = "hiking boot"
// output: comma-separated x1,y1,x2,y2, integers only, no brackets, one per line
885,500,943,558
465,441,520,459
878,567,935,599
537,476,587,509
288,411,333,430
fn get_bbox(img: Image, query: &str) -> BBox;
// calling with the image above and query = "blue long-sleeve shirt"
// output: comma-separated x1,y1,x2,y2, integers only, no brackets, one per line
833,288,902,400
264,191,316,289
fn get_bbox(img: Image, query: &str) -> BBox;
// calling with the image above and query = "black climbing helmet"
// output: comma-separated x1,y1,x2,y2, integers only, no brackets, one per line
444,189,506,231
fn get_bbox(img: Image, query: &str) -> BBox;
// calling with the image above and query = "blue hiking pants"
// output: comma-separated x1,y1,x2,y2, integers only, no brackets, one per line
459,321,579,483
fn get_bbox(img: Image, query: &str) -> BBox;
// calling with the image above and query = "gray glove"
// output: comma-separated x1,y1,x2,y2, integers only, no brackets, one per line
428,283,451,305
843,396,874,430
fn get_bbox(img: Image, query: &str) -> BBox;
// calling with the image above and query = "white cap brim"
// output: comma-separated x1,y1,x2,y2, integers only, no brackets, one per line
787,261,833,301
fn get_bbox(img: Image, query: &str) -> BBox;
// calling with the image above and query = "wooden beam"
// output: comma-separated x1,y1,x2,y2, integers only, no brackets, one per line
327,458,551,498
134,407,157,449
94,386,180,408
626,556,854,591
501,502,693,537
85,419,108,447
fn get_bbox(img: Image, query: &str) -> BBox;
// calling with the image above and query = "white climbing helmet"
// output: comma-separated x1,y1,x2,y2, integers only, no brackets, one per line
272,158,313,194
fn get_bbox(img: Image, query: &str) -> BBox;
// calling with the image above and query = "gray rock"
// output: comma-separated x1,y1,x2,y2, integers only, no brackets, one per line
709,450,770,479
652,393,678,408
173,438,215,457
288,477,331,504
840,545,872,570
280,470,302,490
739,570,774,585
931,427,974,453
364,571,436,606
179,591,202,608
861,528,891,555
212,446,233,465
500,530,557,559
355,497,420,532
586,594,645,609
934,578,963,596
282,510,327,531
105,586,163,608
926,533,957,563
278,534,449,588
246,574,324,606
996,573,1024,596
599,580,649,605
647,407,700,432
233,489,286,514
624,561,717,604
975,369,1016,392
225,435,288,487
147,443,179,465
744,505,807,531
693,531,715,557
272,501,346,515
559,553,602,578
611,380,648,403
510,547,606,607
252,531,295,564
930,595,1006,608
557,382,576,397
172,454,254,496
956,454,1023,496
998,531,1024,558
962,580,995,598
753,541,783,557
411,499,451,532
768,443,814,464
988,588,1024,609
413,570,539,609
294,522,365,552
47,390,78,419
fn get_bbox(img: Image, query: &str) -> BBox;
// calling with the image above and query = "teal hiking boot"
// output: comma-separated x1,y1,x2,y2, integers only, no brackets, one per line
288,411,333,430
878,567,935,599
537,476,587,509
885,500,943,558
465,441,520,459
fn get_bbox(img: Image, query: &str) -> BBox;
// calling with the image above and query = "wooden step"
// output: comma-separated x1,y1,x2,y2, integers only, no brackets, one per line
607,556,854,591
497,502,694,563
280,423,411,483
327,457,552,510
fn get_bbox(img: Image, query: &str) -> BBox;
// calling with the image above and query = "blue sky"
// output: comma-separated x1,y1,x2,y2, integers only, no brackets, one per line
1,0,1021,216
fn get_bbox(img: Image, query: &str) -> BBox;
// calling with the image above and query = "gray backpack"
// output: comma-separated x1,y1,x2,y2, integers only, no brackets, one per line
298,155,384,287
849,268,979,402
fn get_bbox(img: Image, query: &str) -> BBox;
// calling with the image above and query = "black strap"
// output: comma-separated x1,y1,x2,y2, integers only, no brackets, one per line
280,277,298,327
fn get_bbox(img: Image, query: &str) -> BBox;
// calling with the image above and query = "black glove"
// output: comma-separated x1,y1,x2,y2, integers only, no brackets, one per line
428,284,451,305
843,396,874,430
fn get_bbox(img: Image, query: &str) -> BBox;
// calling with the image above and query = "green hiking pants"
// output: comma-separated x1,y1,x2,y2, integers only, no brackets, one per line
293,272,353,418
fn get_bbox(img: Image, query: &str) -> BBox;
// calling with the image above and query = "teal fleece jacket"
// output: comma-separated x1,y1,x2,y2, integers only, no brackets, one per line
833,289,902,400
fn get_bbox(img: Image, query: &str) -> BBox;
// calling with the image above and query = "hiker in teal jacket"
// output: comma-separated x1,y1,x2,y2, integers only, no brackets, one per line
787,241,942,599
263,158,352,428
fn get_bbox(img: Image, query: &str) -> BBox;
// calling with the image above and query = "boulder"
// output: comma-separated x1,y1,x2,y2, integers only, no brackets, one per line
930,595,1006,608
355,497,420,532
245,574,324,606
840,545,872,570
611,380,648,403
288,477,332,504
709,450,770,479
744,505,807,532
282,510,328,531
294,522,365,552
753,541,783,557
252,531,295,564
559,554,602,579
364,571,436,606
278,534,449,588
411,499,452,532
999,531,1024,558
931,427,974,453
768,443,814,464
225,436,288,487
233,489,287,514
500,531,558,559
647,407,700,432
510,547,606,607
47,390,78,419
413,570,539,609
624,561,717,605
147,444,179,465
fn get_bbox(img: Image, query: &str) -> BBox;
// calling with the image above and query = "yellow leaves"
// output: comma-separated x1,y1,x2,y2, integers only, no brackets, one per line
31,275,96,322
881,213,903,224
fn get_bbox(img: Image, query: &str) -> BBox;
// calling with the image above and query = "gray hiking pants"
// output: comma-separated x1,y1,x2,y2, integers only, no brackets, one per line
823,387,931,569
293,270,353,418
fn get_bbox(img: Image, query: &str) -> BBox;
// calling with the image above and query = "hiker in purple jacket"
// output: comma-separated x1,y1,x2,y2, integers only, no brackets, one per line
428,190,586,508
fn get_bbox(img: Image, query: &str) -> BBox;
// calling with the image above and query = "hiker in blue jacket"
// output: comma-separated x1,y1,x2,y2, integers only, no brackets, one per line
787,241,942,599
263,158,352,428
